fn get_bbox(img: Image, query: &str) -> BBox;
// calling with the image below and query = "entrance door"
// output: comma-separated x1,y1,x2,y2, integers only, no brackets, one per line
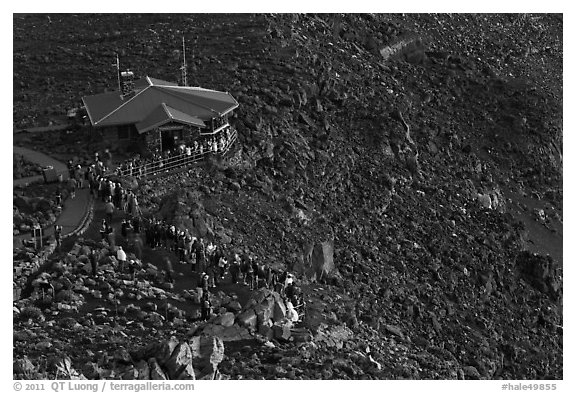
161,130,175,151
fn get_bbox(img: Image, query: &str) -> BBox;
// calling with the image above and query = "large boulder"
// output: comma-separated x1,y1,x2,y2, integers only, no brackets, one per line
145,336,179,366
134,360,150,380
190,335,225,379
254,299,274,326
516,251,562,300
314,323,353,349
213,312,235,327
272,322,292,341
272,300,287,323
311,240,336,282
148,358,167,380
236,309,257,330
165,342,195,380
295,240,340,283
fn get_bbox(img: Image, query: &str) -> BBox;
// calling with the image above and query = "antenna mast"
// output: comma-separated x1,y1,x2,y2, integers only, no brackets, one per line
114,53,122,93
181,36,187,87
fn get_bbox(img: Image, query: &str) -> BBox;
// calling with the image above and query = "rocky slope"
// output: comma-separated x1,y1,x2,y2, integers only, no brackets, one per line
13,13,562,379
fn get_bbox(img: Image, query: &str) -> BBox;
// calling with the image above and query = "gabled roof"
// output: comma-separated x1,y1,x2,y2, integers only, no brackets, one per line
136,103,206,134
81,76,239,129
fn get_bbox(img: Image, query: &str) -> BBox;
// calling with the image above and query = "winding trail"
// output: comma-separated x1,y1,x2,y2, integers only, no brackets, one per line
13,146,92,246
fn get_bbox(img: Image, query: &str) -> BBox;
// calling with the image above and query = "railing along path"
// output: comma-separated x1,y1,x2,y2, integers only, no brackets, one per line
113,128,238,179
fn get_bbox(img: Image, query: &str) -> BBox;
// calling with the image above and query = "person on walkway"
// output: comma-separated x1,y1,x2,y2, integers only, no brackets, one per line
164,256,174,283
68,177,77,199
104,149,113,171
201,293,212,321
195,238,206,273
54,225,62,250
107,226,116,250
284,272,295,294
177,230,186,263
132,216,141,234
167,225,176,252
265,265,274,289
292,285,303,308
217,254,228,286
128,259,139,282
201,272,210,295
197,272,207,300
67,160,75,179
121,219,128,238
99,219,109,242
96,160,105,177
251,257,260,290
89,249,99,277
277,271,287,294
98,177,106,201
230,254,241,284
286,301,299,323
133,234,143,261
206,241,216,265
104,198,115,223
114,182,123,209
245,256,255,290
83,165,91,189
184,231,193,260
108,180,115,203
285,282,295,302
55,189,63,207
116,246,127,272
75,165,83,185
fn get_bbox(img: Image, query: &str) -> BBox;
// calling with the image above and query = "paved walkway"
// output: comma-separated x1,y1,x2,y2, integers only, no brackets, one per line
13,124,70,134
13,145,69,187
13,146,92,247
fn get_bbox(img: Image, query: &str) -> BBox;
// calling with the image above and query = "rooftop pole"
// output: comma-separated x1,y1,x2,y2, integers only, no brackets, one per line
181,36,187,87
114,53,122,93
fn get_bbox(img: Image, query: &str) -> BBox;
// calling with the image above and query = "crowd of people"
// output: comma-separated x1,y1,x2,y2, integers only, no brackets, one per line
82,128,303,325
142,218,304,321
114,128,236,177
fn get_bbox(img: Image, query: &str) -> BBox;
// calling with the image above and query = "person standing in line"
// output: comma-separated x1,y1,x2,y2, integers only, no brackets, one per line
55,189,63,207
54,225,62,250
184,231,193,261
265,265,273,289
100,219,109,242
201,293,212,321
195,238,206,274
104,197,115,223
245,256,255,290
164,256,174,283
216,254,228,286
251,257,260,290
128,259,139,282
89,249,99,277
104,149,113,171
177,230,186,263
230,254,241,284
132,215,141,234
107,225,116,250
197,272,207,300
116,246,127,273
68,177,77,199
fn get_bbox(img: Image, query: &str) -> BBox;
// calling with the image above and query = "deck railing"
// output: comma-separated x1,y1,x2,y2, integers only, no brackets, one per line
113,128,238,179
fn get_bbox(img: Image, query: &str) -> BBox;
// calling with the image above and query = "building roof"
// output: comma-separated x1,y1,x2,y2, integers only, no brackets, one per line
136,103,206,134
82,76,238,130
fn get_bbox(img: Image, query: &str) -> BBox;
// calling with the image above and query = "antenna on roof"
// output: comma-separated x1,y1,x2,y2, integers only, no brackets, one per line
180,36,187,87
113,53,122,93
